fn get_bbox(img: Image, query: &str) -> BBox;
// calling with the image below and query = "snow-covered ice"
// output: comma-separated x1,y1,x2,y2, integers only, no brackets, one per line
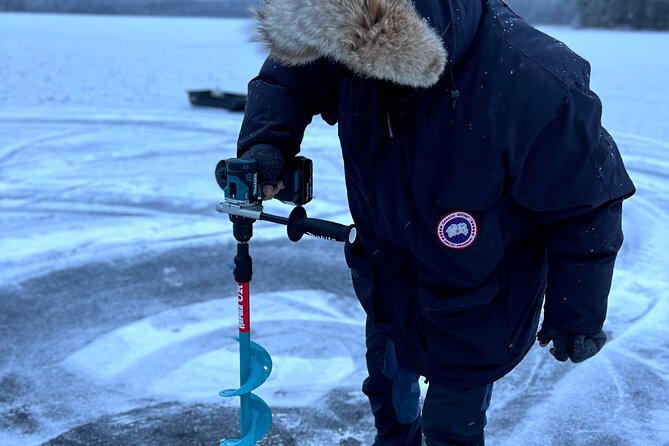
0,12,667,446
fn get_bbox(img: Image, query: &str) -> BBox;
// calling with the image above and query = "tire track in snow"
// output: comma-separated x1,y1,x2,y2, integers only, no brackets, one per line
0,110,238,136
62,289,366,407
0,197,212,217
616,133,669,182
0,128,85,165
0,113,236,284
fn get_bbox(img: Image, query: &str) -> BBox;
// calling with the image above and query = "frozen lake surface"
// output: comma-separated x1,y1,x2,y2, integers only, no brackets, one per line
1,12,668,446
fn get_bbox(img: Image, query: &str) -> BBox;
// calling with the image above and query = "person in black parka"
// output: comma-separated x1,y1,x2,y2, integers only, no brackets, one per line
235,0,636,444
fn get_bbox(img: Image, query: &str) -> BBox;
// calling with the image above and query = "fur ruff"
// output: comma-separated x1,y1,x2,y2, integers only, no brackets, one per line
255,0,448,88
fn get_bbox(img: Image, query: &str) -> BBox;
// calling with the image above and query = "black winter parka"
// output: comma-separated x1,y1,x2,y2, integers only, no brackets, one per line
237,0,636,384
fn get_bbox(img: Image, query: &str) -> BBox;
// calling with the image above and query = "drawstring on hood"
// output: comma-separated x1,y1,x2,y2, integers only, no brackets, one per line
449,64,460,109
439,22,460,109
411,0,484,107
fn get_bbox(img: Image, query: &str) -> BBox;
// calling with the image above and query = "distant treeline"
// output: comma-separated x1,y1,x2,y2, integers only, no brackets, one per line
575,0,669,30
0,0,256,18
2,0,668,30
506,0,578,25
509,0,669,29
2,0,574,22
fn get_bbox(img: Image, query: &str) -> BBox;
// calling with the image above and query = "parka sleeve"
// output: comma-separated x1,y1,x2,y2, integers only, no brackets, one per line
511,86,635,335
237,57,340,157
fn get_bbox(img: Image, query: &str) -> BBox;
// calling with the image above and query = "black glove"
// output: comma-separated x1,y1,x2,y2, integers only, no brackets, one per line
240,144,285,186
537,325,607,363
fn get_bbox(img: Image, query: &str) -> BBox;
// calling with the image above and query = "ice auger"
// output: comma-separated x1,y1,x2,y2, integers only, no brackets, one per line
215,157,356,445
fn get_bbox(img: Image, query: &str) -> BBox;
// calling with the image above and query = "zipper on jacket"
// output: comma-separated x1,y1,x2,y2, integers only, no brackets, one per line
385,112,395,139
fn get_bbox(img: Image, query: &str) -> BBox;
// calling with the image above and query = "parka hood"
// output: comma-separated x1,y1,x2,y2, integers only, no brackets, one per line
255,0,483,88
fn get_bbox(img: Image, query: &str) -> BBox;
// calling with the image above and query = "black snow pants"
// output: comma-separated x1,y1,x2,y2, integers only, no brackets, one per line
363,320,493,446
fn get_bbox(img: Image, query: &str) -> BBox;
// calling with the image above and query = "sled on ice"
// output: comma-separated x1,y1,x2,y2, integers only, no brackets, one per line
188,90,246,112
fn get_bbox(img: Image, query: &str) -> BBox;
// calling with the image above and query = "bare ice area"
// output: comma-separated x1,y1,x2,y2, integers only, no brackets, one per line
0,12,668,446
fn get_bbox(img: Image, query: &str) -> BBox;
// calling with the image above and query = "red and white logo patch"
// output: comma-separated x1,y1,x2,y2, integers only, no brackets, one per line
437,211,478,250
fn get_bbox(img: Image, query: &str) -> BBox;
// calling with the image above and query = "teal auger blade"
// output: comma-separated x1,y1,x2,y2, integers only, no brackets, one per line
220,394,273,446
219,342,272,397
249,394,273,441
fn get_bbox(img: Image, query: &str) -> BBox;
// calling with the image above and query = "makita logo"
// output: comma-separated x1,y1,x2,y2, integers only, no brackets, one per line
306,232,336,242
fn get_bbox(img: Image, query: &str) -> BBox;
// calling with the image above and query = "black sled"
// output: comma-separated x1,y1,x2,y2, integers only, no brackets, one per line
188,90,246,112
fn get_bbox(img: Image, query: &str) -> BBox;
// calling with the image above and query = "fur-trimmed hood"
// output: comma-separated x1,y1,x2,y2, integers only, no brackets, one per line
254,0,483,88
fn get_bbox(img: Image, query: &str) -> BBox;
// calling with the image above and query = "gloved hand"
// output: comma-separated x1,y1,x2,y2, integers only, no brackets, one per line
537,324,607,363
240,144,286,199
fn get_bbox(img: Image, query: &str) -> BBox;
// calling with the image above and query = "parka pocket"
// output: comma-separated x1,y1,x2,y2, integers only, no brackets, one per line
418,270,500,313
418,273,513,370
423,300,514,371
410,161,506,289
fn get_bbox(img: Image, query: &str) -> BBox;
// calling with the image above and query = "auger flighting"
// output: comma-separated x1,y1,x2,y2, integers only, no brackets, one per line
215,157,356,445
